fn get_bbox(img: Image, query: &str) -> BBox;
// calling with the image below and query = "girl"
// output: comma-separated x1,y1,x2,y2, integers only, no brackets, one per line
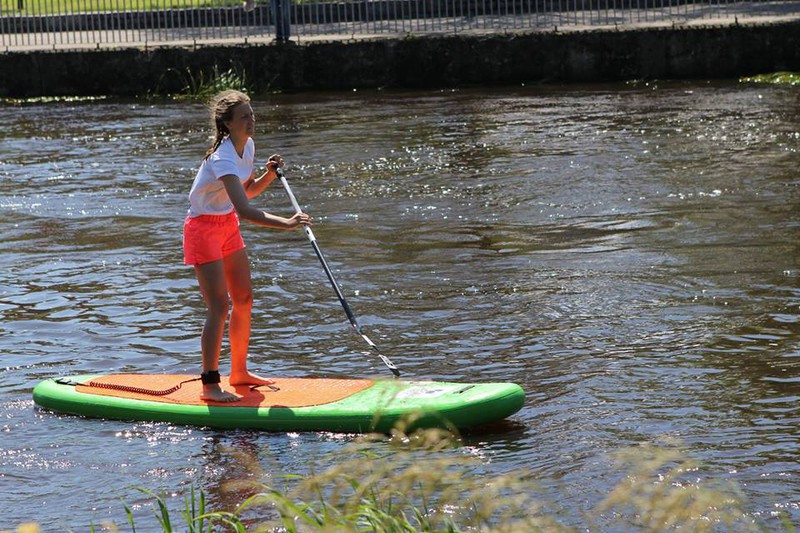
183,89,311,402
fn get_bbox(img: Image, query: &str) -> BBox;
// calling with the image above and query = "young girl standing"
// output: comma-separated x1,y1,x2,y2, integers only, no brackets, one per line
183,90,311,402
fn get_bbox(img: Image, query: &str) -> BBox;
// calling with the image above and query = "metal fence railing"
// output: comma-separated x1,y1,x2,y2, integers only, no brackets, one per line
2,0,799,51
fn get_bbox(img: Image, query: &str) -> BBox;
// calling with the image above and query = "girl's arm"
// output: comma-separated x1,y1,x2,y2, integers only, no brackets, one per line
243,155,282,199
221,174,310,230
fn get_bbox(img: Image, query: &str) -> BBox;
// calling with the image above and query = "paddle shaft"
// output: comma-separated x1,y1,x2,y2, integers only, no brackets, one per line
277,169,401,377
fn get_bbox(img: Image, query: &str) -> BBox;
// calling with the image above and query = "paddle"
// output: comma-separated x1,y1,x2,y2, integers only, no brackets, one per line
277,168,401,377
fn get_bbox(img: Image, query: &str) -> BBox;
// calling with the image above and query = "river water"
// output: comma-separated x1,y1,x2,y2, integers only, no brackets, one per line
1,82,798,530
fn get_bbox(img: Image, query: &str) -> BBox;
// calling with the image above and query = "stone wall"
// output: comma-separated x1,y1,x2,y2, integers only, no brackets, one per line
1,21,798,97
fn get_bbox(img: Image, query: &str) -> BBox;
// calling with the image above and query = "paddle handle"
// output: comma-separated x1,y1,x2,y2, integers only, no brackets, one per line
278,170,351,321
279,170,317,243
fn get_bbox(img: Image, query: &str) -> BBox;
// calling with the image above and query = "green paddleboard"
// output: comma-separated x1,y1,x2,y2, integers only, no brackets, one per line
33,374,525,433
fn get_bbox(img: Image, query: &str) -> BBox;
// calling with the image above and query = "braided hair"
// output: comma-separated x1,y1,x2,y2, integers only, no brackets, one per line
203,89,251,161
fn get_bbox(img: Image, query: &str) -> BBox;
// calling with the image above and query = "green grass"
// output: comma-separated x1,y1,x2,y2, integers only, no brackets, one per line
173,65,253,100
1,64,253,103
740,71,800,86
248,427,553,532
1,0,245,16
118,431,794,530
145,63,253,100
123,486,246,533
8,427,797,532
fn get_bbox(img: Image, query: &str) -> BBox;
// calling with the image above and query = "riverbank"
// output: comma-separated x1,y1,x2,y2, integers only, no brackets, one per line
1,18,799,97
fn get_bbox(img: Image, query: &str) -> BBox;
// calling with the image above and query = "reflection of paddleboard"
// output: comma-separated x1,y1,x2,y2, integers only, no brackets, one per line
33,374,525,433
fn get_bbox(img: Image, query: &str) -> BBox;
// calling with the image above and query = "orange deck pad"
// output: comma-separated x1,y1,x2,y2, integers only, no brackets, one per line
76,374,374,408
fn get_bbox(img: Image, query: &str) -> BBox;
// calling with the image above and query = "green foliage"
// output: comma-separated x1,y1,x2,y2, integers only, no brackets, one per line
740,71,800,86
234,426,554,532
177,65,253,101
1,0,245,16
10,429,796,532
122,485,248,532
149,64,252,101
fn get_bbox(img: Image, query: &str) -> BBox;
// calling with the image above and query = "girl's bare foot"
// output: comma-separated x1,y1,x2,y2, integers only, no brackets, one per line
201,384,240,402
229,371,275,387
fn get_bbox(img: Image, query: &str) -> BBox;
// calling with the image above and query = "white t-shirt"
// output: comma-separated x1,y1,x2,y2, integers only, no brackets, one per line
187,137,254,217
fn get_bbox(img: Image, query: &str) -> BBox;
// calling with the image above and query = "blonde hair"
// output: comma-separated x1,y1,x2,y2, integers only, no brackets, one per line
204,89,250,160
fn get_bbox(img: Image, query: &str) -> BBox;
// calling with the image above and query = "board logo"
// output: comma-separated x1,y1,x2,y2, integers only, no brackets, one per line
394,385,456,400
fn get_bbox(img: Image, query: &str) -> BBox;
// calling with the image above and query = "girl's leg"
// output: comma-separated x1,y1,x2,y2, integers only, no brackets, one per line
223,248,274,386
195,259,240,402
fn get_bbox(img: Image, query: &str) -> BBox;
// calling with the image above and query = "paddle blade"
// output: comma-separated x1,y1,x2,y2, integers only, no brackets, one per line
358,330,401,377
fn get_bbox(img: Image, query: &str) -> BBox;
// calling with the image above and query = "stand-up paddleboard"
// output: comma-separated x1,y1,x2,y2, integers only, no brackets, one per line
33,374,525,433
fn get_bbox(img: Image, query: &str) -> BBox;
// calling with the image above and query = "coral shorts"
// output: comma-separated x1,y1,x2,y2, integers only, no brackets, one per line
183,211,246,266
